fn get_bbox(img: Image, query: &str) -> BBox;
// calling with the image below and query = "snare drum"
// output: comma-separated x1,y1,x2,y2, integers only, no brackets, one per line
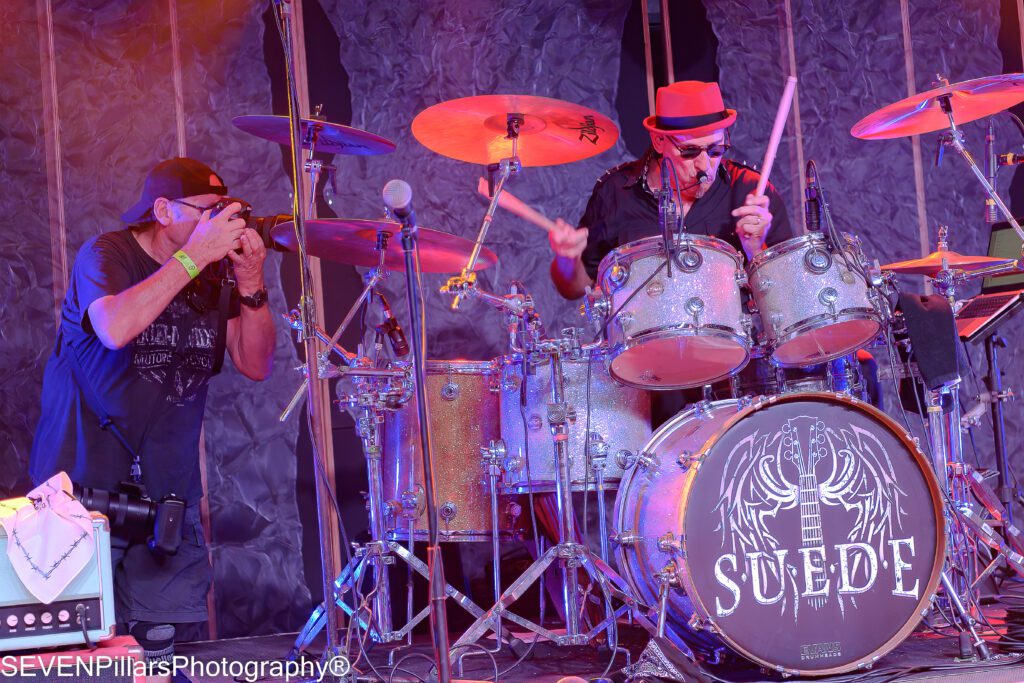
382,360,525,542
747,233,880,367
496,347,651,493
595,235,750,389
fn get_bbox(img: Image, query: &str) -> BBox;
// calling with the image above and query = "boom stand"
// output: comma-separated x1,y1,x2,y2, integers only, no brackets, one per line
399,219,452,682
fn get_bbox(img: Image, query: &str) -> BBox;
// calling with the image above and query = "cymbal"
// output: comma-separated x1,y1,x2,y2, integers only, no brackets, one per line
233,115,396,156
270,219,498,273
851,74,1024,140
881,249,1014,276
411,94,619,166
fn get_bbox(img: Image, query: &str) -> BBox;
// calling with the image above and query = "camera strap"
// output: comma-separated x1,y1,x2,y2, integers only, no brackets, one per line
210,262,234,376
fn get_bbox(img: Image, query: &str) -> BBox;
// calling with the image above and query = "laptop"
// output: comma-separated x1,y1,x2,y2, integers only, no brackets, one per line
955,219,1024,342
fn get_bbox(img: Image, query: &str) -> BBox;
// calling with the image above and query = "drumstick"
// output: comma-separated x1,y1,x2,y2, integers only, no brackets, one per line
476,177,558,233
754,75,798,197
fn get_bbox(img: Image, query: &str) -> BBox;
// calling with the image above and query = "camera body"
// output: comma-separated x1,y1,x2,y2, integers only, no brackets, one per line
210,197,289,251
74,481,186,555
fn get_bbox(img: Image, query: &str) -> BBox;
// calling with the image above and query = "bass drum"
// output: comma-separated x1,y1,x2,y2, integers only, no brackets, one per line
613,393,944,676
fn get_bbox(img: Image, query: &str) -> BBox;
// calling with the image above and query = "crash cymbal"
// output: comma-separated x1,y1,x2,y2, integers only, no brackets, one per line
851,74,1024,140
411,94,618,166
881,249,1014,276
233,115,396,156
270,219,498,273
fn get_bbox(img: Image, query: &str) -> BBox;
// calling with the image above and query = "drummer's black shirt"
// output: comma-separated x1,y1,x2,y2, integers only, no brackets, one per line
579,154,795,280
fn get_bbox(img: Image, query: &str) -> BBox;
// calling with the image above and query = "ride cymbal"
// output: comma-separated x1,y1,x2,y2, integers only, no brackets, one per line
852,74,1024,140
270,219,498,273
411,94,618,166
233,115,396,156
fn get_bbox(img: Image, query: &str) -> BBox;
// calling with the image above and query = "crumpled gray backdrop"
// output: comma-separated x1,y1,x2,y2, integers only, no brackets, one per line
2,0,1021,639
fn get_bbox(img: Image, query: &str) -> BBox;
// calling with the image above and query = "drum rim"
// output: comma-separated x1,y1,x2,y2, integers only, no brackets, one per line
748,231,859,269
676,391,947,676
421,359,498,374
596,234,742,284
765,310,881,367
607,326,751,390
613,399,742,611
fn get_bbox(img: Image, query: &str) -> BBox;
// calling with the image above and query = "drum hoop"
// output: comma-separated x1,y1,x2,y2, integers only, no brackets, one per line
749,232,858,270
424,359,498,375
597,234,742,283
766,311,881,366
608,326,750,390
676,391,947,676
612,399,742,610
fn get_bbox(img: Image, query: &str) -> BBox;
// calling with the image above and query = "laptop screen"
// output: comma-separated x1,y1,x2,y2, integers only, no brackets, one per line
982,220,1024,293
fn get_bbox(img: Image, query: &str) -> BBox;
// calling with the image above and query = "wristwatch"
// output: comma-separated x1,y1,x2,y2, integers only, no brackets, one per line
239,287,269,309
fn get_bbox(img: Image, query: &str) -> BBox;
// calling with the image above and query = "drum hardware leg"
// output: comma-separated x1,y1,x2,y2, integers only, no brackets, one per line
590,450,611,565
940,570,991,660
450,349,636,662
985,334,1017,526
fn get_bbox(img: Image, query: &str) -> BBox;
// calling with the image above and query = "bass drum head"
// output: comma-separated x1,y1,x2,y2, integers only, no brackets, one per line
680,393,945,675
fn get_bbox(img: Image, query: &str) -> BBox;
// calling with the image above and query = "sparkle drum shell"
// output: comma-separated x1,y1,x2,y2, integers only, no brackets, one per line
383,360,525,542
613,393,944,675
497,349,652,493
747,233,881,367
596,235,750,390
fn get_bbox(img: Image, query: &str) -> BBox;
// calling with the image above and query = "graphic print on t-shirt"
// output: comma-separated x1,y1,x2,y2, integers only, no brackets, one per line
133,297,216,406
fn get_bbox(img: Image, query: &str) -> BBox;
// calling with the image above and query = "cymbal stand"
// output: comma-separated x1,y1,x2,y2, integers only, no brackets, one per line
269,0,345,668
279,236,389,421
935,89,1024,243
445,115,523,310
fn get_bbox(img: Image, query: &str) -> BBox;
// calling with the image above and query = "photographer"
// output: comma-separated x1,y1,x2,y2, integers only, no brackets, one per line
29,157,275,664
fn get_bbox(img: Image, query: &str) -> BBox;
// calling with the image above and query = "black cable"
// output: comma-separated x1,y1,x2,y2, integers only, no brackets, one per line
447,643,500,682
388,653,436,683
589,257,670,346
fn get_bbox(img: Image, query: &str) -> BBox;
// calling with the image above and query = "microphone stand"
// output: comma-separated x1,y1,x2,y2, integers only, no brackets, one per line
399,212,452,683
272,0,343,671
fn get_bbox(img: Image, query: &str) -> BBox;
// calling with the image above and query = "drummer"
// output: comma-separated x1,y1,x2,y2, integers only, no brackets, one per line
548,80,794,300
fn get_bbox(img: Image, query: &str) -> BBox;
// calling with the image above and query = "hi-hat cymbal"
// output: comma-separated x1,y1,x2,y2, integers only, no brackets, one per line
881,249,1014,276
411,94,619,166
852,74,1024,140
270,219,497,273
233,115,396,156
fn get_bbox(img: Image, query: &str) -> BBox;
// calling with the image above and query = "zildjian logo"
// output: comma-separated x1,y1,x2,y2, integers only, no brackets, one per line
562,115,602,144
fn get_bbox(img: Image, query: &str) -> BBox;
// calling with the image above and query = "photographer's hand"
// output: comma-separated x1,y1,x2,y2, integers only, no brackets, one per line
183,203,246,268
225,228,273,381
227,229,267,295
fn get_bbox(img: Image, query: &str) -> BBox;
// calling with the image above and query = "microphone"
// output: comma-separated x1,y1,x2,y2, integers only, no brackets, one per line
376,293,409,357
804,160,822,232
382,179,415,225
697,170,710,184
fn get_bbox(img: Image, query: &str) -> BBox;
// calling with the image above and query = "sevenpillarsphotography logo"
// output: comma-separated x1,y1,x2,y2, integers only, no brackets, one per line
709,415,919,622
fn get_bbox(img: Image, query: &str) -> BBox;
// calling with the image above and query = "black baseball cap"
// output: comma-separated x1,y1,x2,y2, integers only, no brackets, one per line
120,157,228,224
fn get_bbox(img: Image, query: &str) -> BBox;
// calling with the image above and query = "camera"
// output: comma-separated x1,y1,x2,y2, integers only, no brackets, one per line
209,197,290,251
73,481,186,555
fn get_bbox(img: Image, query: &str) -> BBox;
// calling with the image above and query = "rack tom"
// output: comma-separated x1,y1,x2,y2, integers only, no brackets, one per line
747,233,880,367
595,234,750,390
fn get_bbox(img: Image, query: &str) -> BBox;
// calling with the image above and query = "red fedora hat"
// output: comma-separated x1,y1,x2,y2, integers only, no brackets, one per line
642,81,737,138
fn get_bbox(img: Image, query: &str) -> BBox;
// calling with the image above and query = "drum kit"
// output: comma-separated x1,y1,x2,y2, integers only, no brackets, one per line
235,71,1024,679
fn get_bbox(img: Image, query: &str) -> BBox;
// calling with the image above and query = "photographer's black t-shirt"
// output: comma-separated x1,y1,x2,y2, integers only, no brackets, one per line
30,229,238,502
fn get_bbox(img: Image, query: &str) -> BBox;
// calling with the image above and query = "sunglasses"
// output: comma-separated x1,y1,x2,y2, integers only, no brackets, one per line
668,141,731,160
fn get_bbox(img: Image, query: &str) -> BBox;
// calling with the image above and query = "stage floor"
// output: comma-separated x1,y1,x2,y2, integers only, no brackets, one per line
174,618,1024,683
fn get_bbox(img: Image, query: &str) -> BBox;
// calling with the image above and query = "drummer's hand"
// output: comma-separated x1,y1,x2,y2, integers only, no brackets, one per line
731,194,772,242
548,218,588,260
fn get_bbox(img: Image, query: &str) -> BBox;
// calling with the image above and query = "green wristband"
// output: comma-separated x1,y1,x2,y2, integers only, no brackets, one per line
172,250,200,279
